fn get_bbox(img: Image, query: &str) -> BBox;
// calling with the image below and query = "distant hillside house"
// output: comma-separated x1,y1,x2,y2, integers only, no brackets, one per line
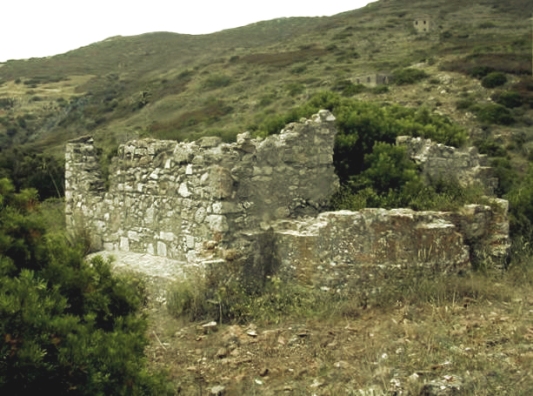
414,16,431,33
354,73,391,87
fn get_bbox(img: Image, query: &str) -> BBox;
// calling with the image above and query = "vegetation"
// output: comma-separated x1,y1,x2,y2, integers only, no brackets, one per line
481,72,508,89
392,68,428,85
1,0,533,392
0,179,172,395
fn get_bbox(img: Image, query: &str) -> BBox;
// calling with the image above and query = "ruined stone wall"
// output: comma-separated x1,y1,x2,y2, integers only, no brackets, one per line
398,136,498,194
273,200,510,289
354,74,390,87
66,111,510,287
65,110,338,262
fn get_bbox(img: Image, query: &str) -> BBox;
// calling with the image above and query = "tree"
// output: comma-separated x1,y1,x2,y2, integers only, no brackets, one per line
0,178,171,395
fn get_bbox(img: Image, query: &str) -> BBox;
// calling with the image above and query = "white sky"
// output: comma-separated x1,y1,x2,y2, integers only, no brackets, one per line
1,1,376,62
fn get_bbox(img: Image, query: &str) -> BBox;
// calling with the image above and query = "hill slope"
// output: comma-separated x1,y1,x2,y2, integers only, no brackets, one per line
0,0,531,193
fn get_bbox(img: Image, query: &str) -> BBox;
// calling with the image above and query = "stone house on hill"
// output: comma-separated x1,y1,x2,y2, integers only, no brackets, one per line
414,15,431,33
354,73,391,87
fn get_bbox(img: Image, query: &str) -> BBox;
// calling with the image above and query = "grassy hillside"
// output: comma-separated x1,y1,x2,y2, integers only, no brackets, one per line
0,0,532,201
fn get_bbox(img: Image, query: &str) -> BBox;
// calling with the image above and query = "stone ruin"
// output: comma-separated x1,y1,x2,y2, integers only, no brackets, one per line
66,110,509,288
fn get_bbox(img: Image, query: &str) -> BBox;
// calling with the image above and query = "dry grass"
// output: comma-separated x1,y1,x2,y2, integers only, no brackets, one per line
147,262,533,395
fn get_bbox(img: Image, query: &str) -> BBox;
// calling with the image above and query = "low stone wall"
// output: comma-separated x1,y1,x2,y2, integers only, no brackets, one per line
66,110,338,262
398,136,498,194
273,201,509,289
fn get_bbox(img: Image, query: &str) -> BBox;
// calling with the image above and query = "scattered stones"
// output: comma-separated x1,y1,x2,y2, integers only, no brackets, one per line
420,375,464,396
210,385,226,395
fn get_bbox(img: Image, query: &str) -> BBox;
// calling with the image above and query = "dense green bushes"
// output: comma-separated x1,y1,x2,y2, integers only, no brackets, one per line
254,91,470,211
470,103,515,125
0,179,172,395
481,72,508,88
392,68,428,85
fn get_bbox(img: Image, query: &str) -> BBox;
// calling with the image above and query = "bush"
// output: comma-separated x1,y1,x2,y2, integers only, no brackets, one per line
392,68,429,85
470,103,515,125
474,138,508,157
481,72,507,88
492,91,523,108
202,74,232,90
456,98,474,110
371,85,389,94
470,66,495,79
0,179,172,395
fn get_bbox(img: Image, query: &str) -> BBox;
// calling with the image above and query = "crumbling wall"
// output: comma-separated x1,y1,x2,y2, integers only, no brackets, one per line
66,111,510,287
398,136,498,194
273,200,510,288
65,110,338,262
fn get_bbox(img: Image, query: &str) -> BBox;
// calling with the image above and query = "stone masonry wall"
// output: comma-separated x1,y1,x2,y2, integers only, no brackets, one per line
66,110,338,263
398,136,498,194
273,200,509,289
66,111,510,287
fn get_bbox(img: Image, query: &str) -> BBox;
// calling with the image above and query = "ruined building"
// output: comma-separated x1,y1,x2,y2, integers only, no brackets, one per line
413,15,431,33
66,111,509,288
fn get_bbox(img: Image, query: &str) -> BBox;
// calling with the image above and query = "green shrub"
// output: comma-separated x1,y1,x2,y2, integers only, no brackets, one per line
481,72,507,88
331,79,366,97
456,98,474,110
392,68,429,85
371,85,389,94
492,91,523,108
0,98,14,110
470,103,515,125
0,179,172,395
290,65,307,74
202,74,232,90
285,82,305,97
474,138,507,157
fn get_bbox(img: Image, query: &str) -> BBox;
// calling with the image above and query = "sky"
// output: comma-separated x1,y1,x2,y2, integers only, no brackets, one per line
1,0,376,62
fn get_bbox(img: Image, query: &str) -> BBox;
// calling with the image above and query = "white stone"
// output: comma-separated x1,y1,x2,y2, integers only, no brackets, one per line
160,231,175,241
127,231,140,241
186,235,195,249
195,207,207,223
120,237,130,252
186,164,193,175
206,215,229,232
103,242,114,251
147,243,155,255
178,182,191,197
157,241,167,257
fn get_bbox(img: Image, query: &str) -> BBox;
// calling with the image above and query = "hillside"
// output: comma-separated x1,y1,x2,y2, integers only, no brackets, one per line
0,0,531,161
2,1,533,394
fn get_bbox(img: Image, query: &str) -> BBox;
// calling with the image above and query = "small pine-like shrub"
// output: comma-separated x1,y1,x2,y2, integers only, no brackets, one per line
492,91,523,108
481,72,507,88
471,103,515,125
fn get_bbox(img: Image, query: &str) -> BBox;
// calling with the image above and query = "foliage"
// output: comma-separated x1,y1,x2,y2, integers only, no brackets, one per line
168,272,335,325
470,103,515,125
0,150,64,200
506,165,533,239
481,72,508,89
371,85,389,94
0,179,172,395
474,138,507,157
202,74,232,90
441,54,530,77
392,68,428,85
492,91,523,109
